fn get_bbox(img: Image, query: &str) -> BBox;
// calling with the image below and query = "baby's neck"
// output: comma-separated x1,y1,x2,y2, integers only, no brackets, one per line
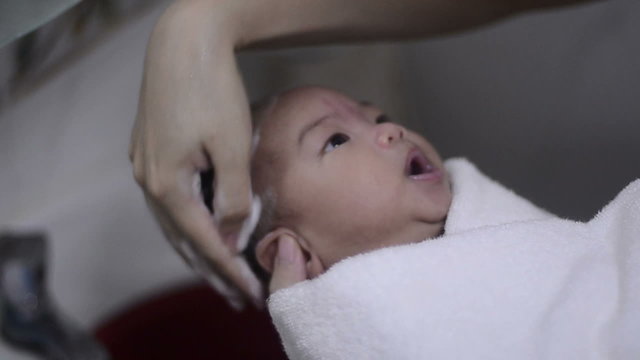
375,219,447,252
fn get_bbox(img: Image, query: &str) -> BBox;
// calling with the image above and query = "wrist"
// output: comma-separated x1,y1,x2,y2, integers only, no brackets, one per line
151,0,236,55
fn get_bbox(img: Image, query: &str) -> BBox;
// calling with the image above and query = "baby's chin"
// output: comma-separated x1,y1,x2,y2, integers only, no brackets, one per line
411,173,452,222
414,217,447,240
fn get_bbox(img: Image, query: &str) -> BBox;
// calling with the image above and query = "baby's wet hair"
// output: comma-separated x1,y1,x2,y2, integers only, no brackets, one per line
242,187,278,284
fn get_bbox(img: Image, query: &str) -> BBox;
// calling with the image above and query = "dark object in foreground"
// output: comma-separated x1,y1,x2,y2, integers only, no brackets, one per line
0,231,110,360
95,282,287,360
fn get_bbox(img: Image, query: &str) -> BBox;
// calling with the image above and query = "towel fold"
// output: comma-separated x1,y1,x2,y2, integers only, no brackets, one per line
268,158,640,360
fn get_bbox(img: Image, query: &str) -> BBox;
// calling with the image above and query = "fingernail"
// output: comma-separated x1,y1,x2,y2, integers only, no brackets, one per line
277,236,296,264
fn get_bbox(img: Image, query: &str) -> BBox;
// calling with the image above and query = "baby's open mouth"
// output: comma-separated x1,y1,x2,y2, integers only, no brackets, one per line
405,148,439,180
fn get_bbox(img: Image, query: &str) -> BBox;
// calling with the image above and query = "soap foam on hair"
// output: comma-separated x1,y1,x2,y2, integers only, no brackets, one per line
236,196,262,252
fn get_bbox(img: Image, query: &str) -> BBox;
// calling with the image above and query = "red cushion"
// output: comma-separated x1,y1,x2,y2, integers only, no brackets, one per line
94,282,287,360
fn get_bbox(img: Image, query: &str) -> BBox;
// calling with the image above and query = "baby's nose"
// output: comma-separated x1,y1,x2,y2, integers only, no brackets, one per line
375,123,404,148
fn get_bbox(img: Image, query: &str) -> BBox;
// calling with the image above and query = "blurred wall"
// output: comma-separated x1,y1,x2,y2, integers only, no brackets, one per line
405,0,640,220
0,1,193,338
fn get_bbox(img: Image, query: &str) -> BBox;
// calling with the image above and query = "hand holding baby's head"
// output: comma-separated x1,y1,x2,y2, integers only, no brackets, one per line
245,86,452,287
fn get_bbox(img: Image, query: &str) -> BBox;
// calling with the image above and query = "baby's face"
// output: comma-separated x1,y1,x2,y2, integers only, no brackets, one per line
253,87,452,273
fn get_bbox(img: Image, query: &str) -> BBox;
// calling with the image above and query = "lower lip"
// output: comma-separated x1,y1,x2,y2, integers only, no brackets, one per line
409,168,443,182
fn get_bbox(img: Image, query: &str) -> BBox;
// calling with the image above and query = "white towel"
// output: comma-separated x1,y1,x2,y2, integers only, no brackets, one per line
267,158,640,360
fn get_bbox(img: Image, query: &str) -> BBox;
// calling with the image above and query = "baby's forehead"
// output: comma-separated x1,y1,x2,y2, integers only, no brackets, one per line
259,87,360,130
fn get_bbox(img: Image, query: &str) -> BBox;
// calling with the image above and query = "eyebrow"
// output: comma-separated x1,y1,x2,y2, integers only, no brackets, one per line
297,113,334,147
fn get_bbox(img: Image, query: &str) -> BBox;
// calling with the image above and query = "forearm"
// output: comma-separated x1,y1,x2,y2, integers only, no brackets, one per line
142,0,245,125
145,0,596,86
161,0,597,52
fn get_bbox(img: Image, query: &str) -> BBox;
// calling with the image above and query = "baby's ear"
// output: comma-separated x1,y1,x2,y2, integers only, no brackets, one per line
255,228,297,274
256,228,325,280
256,228,311,293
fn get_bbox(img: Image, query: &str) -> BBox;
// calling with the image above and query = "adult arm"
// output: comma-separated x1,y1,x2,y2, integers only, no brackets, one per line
130,0,597,305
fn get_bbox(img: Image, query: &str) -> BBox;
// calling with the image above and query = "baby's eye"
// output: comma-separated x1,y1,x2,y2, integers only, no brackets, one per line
323,133,350,153
375,114,390,124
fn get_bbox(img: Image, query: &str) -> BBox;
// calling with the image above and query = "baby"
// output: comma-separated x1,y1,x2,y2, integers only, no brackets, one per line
244,86,453,282
242,86,640,360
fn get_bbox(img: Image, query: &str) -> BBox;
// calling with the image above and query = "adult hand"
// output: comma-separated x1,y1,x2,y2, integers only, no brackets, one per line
129,2,262,307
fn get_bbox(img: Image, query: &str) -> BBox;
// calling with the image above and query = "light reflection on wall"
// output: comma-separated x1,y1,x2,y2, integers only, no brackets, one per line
0,0,159,108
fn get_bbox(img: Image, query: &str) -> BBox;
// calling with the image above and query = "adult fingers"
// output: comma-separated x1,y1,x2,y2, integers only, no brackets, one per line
129,79,146,163
158,181,263,303
144,197,196,266
269,235,307,294
202,64,255,251
204,131,253,251
146,195,261,309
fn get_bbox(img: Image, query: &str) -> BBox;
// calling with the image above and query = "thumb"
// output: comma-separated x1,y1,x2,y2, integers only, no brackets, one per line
269,235,307,294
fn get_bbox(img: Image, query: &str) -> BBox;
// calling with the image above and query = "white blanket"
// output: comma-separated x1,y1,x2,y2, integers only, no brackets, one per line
267,158,640,360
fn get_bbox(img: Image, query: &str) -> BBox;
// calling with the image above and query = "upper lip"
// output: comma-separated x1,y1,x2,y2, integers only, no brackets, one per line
404,147,435,177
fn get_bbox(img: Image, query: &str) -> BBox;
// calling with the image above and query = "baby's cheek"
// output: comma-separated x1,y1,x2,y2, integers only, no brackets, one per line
426,180,453,220
411,133,443,165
